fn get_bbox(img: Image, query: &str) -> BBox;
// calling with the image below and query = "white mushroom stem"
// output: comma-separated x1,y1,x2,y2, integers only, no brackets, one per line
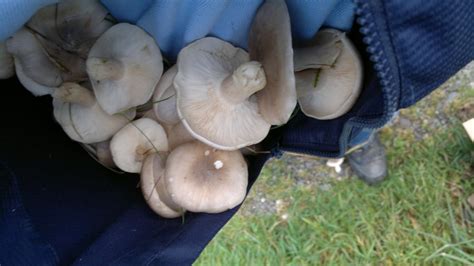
219,61,266,104
52,83,95,107
86,57,124,81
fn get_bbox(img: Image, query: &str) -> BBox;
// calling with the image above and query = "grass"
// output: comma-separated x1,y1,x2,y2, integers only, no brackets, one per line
196,123,473,265
196,65,474,265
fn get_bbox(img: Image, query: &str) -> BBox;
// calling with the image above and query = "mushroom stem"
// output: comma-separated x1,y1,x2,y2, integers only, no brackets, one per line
219,61,266,104
53,82,95,106
86,57,124,81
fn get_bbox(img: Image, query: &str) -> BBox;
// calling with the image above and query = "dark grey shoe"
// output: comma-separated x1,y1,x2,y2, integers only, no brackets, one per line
347,134,388,185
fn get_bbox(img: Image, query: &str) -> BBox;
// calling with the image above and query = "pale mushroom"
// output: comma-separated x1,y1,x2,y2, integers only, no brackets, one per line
295,29,363,120
152,65,180,125
94,141,116,168
140,153,183,218
81,141,116,169
248,0,296,125
0,42,14,79
110,118,168,173
164,122,194,150
53,82,135,144
165,141,248,213
174,37,271,150
6,28,62,87
293,29,343,71
87,23,163,115
14,57,55,96
27,0,113,58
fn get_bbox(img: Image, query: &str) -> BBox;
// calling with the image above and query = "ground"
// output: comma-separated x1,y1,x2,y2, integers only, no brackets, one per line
196,62,474,265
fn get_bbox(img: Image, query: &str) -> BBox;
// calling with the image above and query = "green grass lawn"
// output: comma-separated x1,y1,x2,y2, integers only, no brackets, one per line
196,68,474,266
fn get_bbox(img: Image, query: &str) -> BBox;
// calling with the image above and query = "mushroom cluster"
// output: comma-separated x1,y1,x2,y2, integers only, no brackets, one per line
1,0,364,218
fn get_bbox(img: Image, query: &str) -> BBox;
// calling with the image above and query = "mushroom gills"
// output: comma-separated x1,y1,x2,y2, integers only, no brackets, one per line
87,23,163,115
174,37,271,150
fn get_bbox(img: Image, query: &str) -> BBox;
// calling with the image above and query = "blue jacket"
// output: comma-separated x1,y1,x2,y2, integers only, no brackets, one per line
1,1,473,265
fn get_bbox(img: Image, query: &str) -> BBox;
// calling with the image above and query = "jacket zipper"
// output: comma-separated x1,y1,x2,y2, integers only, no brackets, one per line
277,1,400,159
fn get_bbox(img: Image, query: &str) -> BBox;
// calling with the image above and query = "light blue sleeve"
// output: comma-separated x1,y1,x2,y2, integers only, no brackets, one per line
0,0,355,59
0,0,57,41
102,0,355,59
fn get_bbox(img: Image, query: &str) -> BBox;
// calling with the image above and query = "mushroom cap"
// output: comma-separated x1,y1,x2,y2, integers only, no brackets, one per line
14,58,55,96
53,83,135,143
249,0,296,125
6,28,62,87
27,0,113,57
94,140,116,168
296,31,363,120
87,23,163,115
164,122,195,150
110,118,168,173
152,65,180,125
294,29,343,71
174,37,271,150
141,153,183,218
0,42,14,79
165,141,248,213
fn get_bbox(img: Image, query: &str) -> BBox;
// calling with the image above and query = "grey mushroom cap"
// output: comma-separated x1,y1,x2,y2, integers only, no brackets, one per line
165,141,248,213
141,153,183,218
6,28,62,87
153,65,180,125
295,29,363,120
164,122,195,150
27,0,113,58
14,57,55,96
249,0,296,125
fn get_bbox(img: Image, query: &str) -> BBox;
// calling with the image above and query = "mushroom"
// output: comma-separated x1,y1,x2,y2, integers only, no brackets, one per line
174,37,271,150
110,117,168,173
295,29,363,120
164,141,248,213
6,28,62,87
140,153,183,218
87,23,163,115
53,82,135,144
27,0,113,58
94,140,116,168
14,58,55,96
164,122,194,150
293,29,343,71
0,42,14,79
248,0,296,125
152,65,180,125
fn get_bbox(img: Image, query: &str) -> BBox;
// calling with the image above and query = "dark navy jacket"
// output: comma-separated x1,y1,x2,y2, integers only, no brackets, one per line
1,1,473,265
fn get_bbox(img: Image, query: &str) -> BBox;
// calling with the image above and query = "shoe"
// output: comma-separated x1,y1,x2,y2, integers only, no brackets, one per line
347,134,388,185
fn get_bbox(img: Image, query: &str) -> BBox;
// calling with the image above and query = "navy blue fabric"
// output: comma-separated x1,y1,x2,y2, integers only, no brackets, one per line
1,0,474,265
383,1,474,108
0,161,59,265
276,0,474,158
